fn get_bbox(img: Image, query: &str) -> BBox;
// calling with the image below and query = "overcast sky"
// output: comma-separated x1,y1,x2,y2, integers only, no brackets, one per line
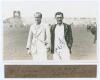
2,0,97,19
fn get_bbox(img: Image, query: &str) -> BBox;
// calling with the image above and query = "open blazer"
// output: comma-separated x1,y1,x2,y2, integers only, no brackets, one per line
50,23,73,54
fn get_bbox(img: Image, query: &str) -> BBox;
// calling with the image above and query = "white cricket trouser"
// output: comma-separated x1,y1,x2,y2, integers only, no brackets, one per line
31,40,47,62
53,45,70,63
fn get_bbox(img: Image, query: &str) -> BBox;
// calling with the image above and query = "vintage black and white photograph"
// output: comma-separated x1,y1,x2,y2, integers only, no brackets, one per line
3,0,97,64
1,0,99,78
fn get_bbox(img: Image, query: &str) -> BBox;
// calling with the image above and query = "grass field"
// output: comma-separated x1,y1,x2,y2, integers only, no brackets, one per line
3,18,97,60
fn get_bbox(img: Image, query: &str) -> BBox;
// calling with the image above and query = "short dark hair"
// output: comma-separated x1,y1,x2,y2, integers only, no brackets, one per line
55,12,63,17
13,10,20,18
34,12,42,18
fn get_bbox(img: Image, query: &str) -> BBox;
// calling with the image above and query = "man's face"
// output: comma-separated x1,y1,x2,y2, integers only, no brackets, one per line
14,12,20,17
55,14,63,24
34,14,42,24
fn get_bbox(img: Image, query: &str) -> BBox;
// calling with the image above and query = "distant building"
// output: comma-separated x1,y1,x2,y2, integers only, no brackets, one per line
3,11,26,28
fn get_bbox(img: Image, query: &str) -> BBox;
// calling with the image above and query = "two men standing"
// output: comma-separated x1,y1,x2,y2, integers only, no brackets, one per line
26,12,73,62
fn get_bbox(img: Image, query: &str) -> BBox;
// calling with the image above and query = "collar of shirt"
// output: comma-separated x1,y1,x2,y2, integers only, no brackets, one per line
56,23,64,27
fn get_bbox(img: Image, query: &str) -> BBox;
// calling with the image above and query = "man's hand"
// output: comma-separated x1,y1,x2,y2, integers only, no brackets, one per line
26,48,31,56
46,47,51,53
67,44,72,54
27,50,31,55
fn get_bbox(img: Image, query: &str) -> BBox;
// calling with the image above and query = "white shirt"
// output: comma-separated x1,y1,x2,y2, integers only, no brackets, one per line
54,24,67,54
26,23,50,52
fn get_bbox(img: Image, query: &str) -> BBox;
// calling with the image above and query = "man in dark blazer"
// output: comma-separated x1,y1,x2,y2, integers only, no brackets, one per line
50,12,73,61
